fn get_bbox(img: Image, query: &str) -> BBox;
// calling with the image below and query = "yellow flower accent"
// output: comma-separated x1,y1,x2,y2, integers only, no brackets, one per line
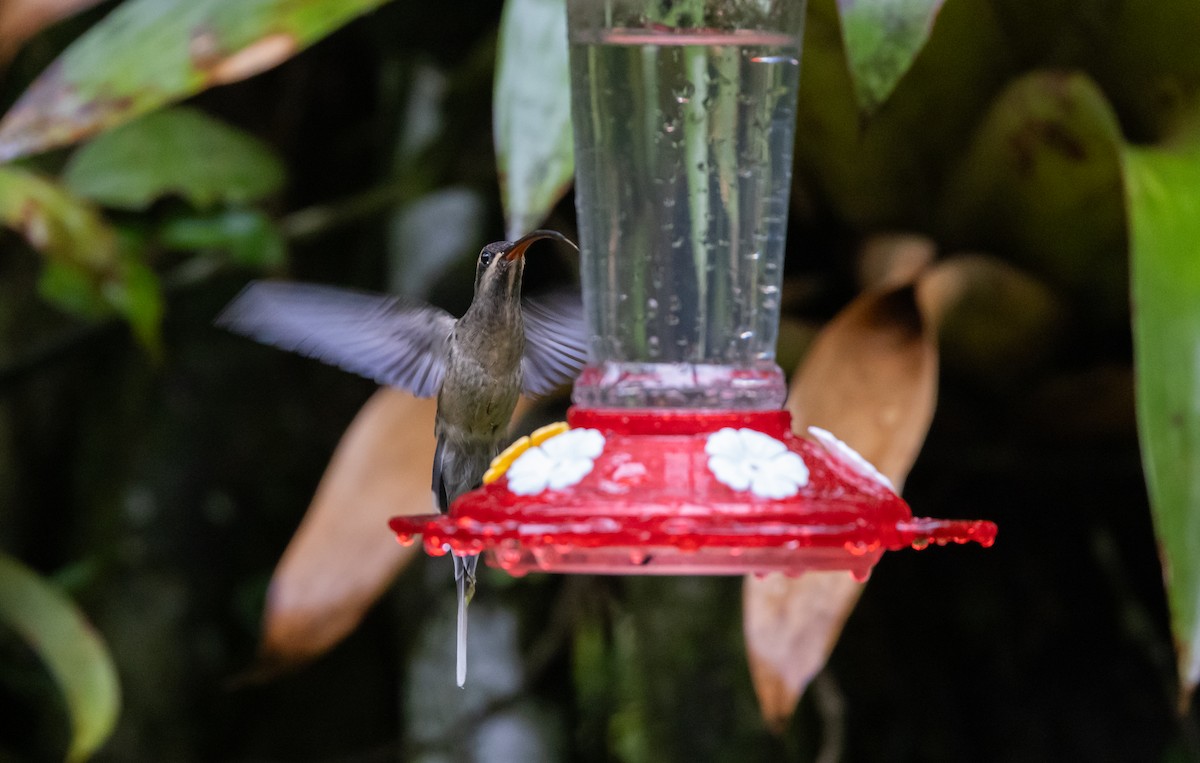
483,436,529,485
482,421,570,484
530,421,570,445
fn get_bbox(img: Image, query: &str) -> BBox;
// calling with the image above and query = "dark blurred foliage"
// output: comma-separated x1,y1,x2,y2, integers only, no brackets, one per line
0,1,1198,761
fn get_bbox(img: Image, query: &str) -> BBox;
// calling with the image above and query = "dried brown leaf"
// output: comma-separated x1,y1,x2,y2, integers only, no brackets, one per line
743,571,864,734
745,282,938,730
257,390,535,671
258,388,435,668
788,285,938,483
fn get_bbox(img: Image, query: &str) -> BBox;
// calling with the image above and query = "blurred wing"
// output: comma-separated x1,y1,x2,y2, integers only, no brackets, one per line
217,281,455,398
521,292,590,396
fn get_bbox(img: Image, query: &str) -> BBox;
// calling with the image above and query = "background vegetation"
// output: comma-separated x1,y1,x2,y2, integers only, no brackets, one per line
1,0,1199,760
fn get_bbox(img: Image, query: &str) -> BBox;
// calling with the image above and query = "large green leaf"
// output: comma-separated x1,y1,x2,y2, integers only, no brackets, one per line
835,0,945,113
0,0,392,162
1124,139,1200,707
937,72,1127,323
62,106,285,211
0,554,121,762
493,0,573,240
0,165,162,347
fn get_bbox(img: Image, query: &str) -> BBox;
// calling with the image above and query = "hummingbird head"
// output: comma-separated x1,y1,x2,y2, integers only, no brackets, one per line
473,229,578,303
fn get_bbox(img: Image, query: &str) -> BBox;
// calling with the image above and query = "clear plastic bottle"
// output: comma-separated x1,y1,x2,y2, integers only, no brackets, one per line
568,0,806,409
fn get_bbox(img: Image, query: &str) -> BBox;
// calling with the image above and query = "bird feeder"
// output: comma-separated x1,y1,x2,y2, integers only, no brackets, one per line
390,0,996,579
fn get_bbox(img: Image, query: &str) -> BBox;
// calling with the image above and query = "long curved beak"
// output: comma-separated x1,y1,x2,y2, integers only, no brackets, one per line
504,229,579,261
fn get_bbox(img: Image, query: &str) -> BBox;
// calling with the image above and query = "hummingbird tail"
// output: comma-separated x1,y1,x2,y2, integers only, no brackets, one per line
455,570,468,688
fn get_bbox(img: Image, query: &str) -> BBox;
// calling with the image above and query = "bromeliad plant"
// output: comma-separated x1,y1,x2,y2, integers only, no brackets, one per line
1,0,1200,759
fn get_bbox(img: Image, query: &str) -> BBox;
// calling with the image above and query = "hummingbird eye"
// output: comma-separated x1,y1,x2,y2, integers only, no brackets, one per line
478,251,494,267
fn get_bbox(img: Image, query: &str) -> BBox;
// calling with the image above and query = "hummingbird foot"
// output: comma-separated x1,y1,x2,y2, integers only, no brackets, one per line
459,553,479,604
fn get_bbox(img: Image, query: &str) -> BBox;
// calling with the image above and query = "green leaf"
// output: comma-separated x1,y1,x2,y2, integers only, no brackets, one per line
937,72,1127,323
1124,139,1200,707
494,0,573,240
0,164,119,271
37,260,110,318
159,208,286,269
0,0,393,162
62,107,285,211
100,256,164,351
835,0,945,113
0,166,163,347
0,553,120,762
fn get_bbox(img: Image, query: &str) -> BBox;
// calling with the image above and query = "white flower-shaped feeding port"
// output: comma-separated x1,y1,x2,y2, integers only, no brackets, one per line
705,427,809,499
807,426,895,491
506,428,606,495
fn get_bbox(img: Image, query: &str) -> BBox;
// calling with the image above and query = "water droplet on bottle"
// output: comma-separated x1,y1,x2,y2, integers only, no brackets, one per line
647,298,658,311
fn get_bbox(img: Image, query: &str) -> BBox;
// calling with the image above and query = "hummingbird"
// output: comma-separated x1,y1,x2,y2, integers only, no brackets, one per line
217,230,589,682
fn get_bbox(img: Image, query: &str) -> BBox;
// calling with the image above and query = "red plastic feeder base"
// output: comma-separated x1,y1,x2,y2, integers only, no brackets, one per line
389,408,997,578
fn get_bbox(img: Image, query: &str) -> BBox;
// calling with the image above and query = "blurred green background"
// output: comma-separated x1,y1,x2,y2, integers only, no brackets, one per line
1,0,1199,760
